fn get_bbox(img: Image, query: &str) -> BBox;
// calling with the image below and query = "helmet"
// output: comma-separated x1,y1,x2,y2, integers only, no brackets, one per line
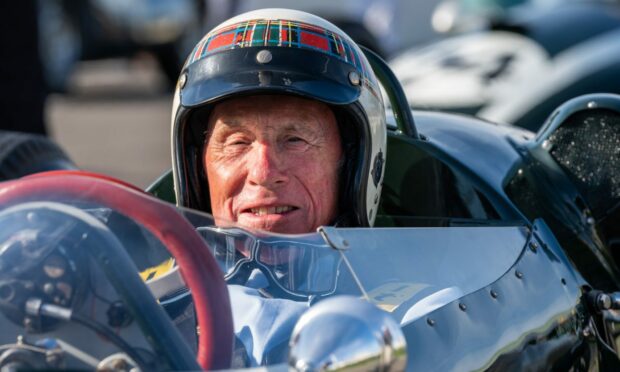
171,9,386,227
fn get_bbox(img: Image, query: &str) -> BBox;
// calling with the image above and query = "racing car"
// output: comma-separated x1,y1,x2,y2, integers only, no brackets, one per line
0,46,619,371
391,0,620,131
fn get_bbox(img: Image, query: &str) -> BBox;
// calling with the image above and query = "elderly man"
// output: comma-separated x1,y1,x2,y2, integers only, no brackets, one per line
171,9,386,233
203,94,342,234
167,8,387,366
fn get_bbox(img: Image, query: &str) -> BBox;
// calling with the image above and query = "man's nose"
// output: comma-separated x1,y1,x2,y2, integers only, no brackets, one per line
247,143,288,187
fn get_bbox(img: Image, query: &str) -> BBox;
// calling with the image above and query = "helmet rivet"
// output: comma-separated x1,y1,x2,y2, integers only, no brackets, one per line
348,71,361,86
256,50,273,64
178,73,188,89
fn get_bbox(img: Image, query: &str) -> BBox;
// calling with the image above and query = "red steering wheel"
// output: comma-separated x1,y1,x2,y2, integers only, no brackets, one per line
0,171,233,370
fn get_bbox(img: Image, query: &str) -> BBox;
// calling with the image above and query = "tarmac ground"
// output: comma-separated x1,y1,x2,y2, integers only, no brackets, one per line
48,56,173,189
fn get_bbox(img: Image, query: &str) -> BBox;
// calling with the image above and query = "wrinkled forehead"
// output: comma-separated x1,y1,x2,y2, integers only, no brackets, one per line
205,95,337,132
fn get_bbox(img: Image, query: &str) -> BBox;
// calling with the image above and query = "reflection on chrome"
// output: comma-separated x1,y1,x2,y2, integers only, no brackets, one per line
289,296,407,372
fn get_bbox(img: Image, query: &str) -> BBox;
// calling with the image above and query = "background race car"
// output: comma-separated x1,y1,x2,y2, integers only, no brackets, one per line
391,0,620,130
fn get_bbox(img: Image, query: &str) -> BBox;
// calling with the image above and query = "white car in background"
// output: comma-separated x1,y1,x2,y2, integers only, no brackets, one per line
391,0,620,130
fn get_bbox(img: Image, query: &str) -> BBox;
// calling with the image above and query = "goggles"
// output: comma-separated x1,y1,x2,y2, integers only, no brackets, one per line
196,227,342,301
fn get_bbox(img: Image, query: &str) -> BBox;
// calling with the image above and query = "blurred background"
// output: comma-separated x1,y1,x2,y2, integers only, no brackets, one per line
1,0,620,188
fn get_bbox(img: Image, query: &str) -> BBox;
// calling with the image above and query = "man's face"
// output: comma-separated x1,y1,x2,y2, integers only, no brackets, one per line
204,95,342,234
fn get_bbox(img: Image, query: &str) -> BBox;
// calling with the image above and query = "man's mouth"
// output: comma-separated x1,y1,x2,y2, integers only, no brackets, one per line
248,206,297,216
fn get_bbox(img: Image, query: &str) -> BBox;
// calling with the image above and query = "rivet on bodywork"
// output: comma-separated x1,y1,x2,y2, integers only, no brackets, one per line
26,212,38,223
23,317,33,329
529,241,538,252
515,270,524,279
490,290,498,299
459,303,467,311
427,318,435,326
561,278,567,285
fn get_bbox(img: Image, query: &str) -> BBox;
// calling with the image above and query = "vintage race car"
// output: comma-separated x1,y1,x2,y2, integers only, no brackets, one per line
0,48,618,371
391,0,620,131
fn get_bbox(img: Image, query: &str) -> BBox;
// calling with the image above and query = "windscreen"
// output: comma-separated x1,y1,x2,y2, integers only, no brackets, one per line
1,192,529,325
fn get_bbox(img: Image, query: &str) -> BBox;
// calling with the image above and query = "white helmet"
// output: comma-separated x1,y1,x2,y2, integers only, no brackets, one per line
171,9,386,227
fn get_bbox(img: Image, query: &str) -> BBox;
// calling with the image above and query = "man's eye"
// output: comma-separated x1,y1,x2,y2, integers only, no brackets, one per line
225,137,250,146
283,136,312,151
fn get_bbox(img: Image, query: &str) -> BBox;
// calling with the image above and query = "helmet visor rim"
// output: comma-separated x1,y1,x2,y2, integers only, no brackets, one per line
180,47,363,108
